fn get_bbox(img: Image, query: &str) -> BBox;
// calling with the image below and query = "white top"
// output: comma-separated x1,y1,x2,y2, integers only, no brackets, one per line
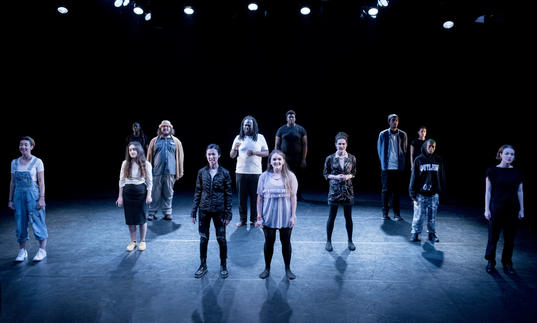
388,133,399,170
119,160,153,191
11,157,44,182
232,134,268,174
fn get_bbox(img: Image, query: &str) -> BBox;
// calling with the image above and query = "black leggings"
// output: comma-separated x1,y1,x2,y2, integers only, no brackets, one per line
263,227,292,269
327,204,353,242
198,211,227,263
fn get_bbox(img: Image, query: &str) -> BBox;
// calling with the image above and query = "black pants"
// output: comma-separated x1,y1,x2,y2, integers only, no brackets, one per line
485,202,518,265
287,159,304,199
263,227,292,269
381,170,403,216
198,211,227,264
327,203,353,242
236,173,260,223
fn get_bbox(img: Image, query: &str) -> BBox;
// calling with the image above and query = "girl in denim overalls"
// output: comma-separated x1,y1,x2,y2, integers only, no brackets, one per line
8,136,48,262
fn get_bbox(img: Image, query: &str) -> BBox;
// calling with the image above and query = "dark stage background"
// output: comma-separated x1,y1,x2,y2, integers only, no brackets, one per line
2,1,531,221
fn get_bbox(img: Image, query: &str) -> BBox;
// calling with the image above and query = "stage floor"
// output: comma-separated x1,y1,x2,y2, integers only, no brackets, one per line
1,191,536,323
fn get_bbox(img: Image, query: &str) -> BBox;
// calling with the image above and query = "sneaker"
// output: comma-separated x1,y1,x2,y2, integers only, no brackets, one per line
194,265,208,278
15,248,28,262
285,268,296,280
410,233,420,242
382,214,391,220
163,214,173,221
486,261,495,274
259,268,270,279
503,263,515,275
428,233,439,242
348,241,356,251
236,221,246,227
126,241,137,252
325,241,333,252
220,265,229,278
138,241,146,251
32,248,47,262
393,215,403,221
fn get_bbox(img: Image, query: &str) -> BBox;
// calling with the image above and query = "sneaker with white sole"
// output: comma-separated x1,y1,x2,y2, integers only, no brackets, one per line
15,248,28,262
126,241,137,252
138,241,146,251
33,248,47,262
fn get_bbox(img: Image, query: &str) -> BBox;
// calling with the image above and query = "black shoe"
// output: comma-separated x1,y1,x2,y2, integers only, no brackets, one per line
393,215,402,221
163,214,173,221
486,261,495,274
348,241,356,251
410,233,420,242
382,214,391,220
503,264,515,275
147,214,157,221
220,265,229,278
259,268,270,279
428,233,439,242
194,265,208,278
285,268,296,280
325,241,333,252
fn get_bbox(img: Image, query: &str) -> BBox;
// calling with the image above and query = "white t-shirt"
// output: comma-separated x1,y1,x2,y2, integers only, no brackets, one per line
232,134,268,174
11,157,45,182
388,133,399,170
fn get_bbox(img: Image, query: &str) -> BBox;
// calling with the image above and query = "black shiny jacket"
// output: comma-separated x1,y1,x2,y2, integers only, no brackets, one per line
191,166,233,220
323,153,357,203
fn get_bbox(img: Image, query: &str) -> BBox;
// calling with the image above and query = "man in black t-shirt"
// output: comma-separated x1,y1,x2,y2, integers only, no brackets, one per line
275,110,308,201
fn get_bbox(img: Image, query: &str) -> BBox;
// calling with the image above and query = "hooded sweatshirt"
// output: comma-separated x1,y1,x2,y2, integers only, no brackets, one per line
409,144,445,199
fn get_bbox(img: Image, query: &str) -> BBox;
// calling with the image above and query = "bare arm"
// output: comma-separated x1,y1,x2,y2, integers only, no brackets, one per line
410,146,415,169
301,135,308,167
518,183,524,219
8,174,15,209
37,171,45,209
256,194,264,227
275,136,281,150
230,141,240,159
484,177,491,220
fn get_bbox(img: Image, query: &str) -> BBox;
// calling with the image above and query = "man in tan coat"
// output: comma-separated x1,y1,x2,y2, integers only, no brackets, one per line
147,120,184,220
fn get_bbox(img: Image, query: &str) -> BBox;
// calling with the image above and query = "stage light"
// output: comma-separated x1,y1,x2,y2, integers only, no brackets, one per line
300,6,311,15
475,15,485,23
133,6,144,15
378,0,389,7
123,0,130,7
184,6,194,15
114,0,122,8
368,7,378,17
57,7,68,14
145,13,151,21
248,3,258,11
443,20,454,29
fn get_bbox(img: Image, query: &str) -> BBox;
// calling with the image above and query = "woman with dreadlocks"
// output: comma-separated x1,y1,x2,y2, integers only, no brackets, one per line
230,115,269,227
117,141,153,252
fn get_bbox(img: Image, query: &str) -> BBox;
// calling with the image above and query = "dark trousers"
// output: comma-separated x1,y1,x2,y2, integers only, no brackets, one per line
327,204,353,242
198,211,227,264
287,159,304,199
381,170,403,216
236,173,260,223
485,202,518,265
263,227,292,269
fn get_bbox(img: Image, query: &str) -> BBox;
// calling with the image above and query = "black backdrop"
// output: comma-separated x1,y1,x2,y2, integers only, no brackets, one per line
2,1,531,217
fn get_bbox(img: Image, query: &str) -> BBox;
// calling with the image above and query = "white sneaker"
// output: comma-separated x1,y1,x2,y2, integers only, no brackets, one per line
15,248,28,262
33,248,47,262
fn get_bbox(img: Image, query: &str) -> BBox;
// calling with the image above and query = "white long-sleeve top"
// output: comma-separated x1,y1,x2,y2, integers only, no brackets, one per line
119,160,153,191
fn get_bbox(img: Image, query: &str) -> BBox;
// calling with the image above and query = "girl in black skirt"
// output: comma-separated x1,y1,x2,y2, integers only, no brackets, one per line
117,142,153,251
484,144,524,274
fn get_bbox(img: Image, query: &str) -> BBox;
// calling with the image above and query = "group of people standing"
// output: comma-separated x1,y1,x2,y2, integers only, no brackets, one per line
7,112,524,278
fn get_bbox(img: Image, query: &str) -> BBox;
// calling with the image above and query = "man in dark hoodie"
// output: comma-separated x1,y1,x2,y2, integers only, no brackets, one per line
409,139,445,242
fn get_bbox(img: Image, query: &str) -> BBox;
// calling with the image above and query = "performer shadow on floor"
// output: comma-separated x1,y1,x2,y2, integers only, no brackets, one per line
192,278,230,323
146,220,181,239
227,225,264,268
380,215,412,239
421,242,444,268
260,277,293,323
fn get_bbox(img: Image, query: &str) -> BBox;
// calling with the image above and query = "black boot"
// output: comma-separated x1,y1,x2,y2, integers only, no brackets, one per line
195,259,208,278
486,261,495,274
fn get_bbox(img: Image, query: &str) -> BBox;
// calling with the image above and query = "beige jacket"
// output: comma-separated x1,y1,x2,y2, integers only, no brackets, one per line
147,135,184,180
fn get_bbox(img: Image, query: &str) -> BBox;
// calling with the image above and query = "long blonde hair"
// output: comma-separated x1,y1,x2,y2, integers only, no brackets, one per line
266,149,294,193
